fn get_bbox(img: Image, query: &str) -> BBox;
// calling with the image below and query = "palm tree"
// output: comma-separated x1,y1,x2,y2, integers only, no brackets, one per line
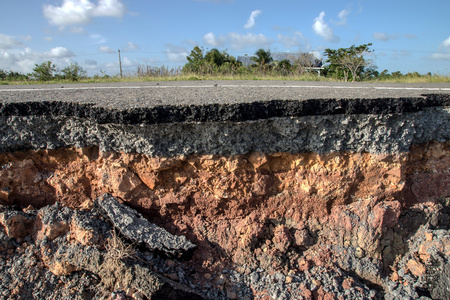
277,59,292,75
251,49,273,72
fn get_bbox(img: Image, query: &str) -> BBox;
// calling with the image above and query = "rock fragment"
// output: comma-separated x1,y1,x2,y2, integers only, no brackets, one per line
0,210,33,238
95,193,196,256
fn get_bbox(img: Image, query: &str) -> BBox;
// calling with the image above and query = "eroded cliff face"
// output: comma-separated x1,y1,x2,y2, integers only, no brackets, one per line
1,142,449,265
0,96,449,299
2,142,448,211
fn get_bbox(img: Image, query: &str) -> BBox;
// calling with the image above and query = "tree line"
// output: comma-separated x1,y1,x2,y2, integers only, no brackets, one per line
0,61,88,82
181,46,323,77
0,43,442,82
181,44,438,82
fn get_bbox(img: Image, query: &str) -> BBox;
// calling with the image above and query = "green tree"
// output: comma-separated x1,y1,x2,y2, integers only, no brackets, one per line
32,61,56,81
205,48,224,67
207,49,240,71
274,59,292,75
0,69,6,81
61,63,87,81
379,69,390,79
7,71,29,81
183,47,240,75
391,71,403,78
324,43,373,82
251,49,273,72
183,46,205,73
406,72,420,78
361,67,379,80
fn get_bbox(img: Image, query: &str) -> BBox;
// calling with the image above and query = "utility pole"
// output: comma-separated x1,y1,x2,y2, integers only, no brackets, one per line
118,49,123,78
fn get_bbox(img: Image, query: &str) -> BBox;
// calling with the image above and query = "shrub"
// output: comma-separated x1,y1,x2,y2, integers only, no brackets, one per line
61,63,87,81
0,69,6,80
105,230,135,266
32,61,56,81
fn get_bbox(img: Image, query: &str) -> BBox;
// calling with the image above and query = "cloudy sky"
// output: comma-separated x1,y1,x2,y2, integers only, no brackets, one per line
1,0,449,76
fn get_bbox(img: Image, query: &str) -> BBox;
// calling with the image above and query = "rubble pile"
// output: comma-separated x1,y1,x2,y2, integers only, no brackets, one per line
1,192,449,299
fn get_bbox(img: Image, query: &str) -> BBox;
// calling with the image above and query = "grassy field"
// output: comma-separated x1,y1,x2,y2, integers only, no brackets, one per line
1,73,449,85
373,75,450,83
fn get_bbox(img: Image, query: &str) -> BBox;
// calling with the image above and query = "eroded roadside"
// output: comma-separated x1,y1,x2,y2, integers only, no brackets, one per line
0,91,449,299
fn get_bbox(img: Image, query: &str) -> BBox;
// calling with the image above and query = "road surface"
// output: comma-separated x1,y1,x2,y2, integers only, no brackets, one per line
1,81,449,109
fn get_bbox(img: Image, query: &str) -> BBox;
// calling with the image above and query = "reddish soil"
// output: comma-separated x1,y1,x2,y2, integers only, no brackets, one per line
0,141,449,273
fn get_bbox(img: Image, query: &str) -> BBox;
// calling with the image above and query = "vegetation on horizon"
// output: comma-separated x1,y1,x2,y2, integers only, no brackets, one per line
1,44,449,84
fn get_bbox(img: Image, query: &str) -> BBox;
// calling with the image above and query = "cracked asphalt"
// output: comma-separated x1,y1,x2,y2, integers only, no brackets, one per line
1,81,449,109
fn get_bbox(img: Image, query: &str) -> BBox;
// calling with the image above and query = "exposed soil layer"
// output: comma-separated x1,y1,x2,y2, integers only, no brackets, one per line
0,142,449,299
1,142,448,215
0,93,449,299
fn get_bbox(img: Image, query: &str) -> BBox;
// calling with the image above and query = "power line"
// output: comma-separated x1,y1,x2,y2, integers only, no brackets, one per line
0,47,440,62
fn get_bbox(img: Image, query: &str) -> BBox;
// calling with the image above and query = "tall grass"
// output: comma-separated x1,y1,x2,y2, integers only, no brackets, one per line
1,63,449,84
373,75,450,83
136,65,182,77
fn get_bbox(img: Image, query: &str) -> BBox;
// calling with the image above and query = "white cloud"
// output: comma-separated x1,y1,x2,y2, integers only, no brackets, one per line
45,47,75,58
312,11,339,43
430,53,450,60
104,56,137,74
43,0,126,27
121,57,134,67
227,32,272,50
244,10,262,29
203,32,225,47
430,36,450,60
0,46,76,74
43,37,54,42
124,41,139,51
0,34,24,50
93,0,126,17
98,45,115,53
336,9,349,25
165,44,188,63
441,36,450,49
43,0,95,26
200,32,272,51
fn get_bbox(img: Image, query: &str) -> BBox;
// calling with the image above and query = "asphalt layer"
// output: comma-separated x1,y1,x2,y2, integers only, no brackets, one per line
1,81,450,107
0,81,449,124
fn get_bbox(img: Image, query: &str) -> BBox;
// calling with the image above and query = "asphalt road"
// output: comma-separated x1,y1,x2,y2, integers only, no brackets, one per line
0,81,449,109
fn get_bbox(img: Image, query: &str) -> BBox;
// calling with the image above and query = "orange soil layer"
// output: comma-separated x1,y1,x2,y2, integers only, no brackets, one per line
0,141,449,269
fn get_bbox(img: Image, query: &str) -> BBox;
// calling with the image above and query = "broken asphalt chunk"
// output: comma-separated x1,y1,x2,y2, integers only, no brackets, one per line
95,194,196,257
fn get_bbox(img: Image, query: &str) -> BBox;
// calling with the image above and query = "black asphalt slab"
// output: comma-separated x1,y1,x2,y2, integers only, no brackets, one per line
0,81,449,124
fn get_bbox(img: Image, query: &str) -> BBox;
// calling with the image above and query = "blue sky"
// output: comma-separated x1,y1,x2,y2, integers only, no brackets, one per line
1,0,449,76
